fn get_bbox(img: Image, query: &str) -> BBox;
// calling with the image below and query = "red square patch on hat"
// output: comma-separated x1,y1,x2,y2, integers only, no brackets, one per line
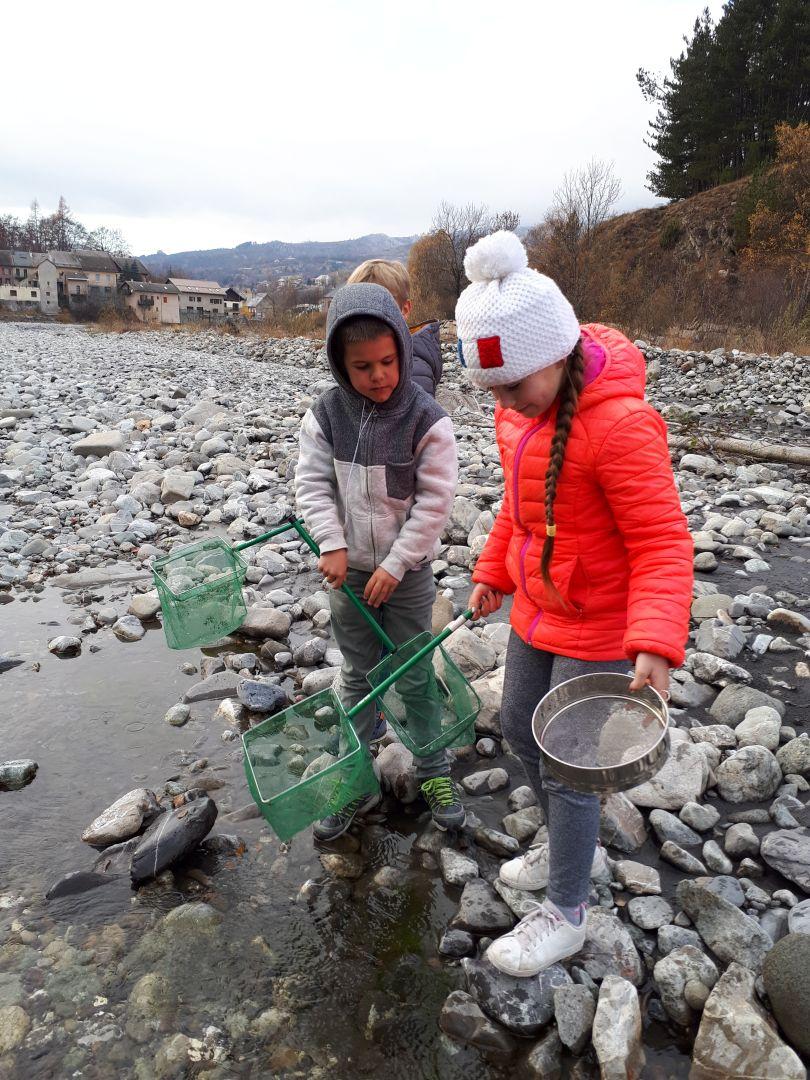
477,336,503,369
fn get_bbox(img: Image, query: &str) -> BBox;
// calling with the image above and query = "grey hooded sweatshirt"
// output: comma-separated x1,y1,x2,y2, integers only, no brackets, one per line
295,283,457,581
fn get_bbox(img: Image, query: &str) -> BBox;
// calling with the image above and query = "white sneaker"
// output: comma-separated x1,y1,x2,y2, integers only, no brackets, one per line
499,843,608,892
486,900,587,977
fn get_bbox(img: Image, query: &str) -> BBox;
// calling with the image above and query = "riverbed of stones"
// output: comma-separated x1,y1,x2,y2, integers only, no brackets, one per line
1,321,810,1078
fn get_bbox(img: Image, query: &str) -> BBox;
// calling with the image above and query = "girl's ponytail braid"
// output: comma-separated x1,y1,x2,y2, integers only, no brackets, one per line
540,339,586,601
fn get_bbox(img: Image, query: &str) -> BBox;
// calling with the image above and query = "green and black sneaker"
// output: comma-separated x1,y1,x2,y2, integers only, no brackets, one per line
312,792,381,843
420,775,466,831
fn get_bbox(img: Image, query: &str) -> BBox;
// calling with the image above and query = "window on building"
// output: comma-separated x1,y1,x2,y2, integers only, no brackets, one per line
163,296,167,303
32,291,37,298
96,273,100,281
197,306,203,312
10,289,17,296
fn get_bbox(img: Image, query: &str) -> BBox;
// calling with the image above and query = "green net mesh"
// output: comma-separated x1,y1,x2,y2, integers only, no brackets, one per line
242,689,379,842
366,632,480,756
152,537,248,650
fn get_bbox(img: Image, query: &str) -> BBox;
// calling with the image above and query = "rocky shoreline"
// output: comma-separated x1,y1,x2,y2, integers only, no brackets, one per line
1,321,809,1077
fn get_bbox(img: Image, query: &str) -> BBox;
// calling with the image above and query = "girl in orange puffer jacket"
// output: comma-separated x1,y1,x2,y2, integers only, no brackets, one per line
455,231,693,978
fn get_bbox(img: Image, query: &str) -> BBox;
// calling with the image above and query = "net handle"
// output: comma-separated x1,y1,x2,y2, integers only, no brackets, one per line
347,608,473,719
235,517,397,653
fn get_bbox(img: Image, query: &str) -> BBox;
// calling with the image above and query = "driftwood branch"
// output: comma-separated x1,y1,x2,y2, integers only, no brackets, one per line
669,433,810,467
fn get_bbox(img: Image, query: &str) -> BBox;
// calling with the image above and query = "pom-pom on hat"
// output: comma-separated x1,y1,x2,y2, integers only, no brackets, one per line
455,231,581,387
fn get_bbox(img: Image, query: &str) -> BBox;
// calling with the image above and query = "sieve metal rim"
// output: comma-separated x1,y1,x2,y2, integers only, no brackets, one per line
531,672,670,792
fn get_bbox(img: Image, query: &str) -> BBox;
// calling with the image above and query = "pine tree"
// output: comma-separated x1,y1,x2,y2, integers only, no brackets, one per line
638,0,809,199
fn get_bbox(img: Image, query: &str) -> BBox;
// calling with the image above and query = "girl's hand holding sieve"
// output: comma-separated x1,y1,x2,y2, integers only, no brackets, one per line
630,652,670,695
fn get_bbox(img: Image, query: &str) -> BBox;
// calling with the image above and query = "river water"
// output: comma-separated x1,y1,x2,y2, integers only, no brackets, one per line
1,568,706,1077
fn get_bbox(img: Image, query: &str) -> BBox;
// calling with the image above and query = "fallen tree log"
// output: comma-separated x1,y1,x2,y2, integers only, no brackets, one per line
669,433,810,467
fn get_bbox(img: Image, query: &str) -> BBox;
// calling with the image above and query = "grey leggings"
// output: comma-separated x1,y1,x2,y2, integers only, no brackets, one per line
501,630,629,909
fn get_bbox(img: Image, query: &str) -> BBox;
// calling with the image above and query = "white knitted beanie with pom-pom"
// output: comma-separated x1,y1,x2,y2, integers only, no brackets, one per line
455,231,581,387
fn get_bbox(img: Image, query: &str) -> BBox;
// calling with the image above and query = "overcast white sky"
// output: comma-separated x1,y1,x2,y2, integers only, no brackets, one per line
2,0,724,256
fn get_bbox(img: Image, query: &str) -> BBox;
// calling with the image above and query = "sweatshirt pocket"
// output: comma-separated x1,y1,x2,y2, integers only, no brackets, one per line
385,460,415,501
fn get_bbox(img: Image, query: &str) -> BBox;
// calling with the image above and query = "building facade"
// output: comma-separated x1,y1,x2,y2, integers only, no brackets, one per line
119,281,181,324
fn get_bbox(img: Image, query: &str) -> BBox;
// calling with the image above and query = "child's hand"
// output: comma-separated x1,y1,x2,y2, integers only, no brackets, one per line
470,583,504,618
630,652,670,696
364,567,398,608
319,549,348,589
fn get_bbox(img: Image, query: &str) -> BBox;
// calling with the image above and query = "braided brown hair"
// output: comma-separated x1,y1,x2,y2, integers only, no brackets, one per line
540,339,586,603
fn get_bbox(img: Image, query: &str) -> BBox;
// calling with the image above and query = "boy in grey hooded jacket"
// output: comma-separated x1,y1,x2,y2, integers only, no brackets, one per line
295,283,464,839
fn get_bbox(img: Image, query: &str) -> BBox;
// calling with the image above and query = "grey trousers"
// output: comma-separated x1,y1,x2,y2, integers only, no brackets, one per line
501,630,629,909
329,564,450,780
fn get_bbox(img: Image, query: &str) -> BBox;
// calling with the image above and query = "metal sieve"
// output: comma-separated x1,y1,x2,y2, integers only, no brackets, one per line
532,672,670,795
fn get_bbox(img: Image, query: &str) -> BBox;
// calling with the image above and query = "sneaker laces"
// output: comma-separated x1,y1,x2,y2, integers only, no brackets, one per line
331,794,369,823
507,901,563,948
421,776,457,809
522,844,549,868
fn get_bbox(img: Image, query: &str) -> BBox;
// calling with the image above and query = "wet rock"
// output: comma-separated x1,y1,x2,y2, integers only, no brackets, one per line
238,607,292,640
45,871,117,900
0,1004,31,1052
736,707,782,750
164,704,190,727
658,925,703,955
715,745,782,803
438,989,517,1064
692,963,804,1080
460,767,509,795
724,822,760,858
473,826,519,858
301,666,340,695
236,678,289,714
292,637,328,667
112,615,146,642
599,793,648,852
776,734,810,777
438,930,475,958
626,742,708,810
462,956,570,1036
788,899,810,934
319,852,365,880
676,879,772,972
767,607,810,635
451,880,515,936
524,1028,563,1079
709,684,786,726
680,802,720,832
82,787,162,846
183,670,241,703
703,840,734,874
653,945,718,1025
701,874,746,907
507,785,537,811
627,896,673,930
126,972,176,1043
649,808,702,847
553,983,595,1055
471,668,504,736
0,759,37,791
130,797,217,884
154,1033,192,1080
376,742,418,803
660,841,707,874
763,932,810,1058
591,975,644,1080
47,634,82,657
128,591,161,620
614,860,662,896
760,829,810,893
442,628,496,680
578,910,644,986
439,849,479,887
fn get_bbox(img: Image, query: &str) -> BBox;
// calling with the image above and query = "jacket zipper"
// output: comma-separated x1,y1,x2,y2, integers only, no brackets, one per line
366,413,376,567
512,417,550,596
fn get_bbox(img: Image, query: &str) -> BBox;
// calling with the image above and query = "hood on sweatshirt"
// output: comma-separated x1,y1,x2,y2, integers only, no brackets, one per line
325,283,414,411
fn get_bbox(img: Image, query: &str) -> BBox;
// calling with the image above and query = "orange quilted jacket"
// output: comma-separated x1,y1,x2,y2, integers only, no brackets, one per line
472,324,693,665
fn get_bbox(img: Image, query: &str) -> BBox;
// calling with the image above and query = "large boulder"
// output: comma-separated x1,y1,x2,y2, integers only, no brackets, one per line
715,745,782,803
709,684,786,727
625,742,709,810
462,956,570,1037
676,880,772,973
691,963,804,1080
438,990,517,1065
653,945,718,1026
451,881,515,936
761,829,810,894
763,933,810,1057
591,976,645,1080
238,607,292,640
72,430,125,457
577,910,644,986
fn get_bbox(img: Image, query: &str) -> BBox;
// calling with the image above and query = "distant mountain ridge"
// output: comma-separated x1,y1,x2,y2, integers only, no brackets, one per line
141,233,419,288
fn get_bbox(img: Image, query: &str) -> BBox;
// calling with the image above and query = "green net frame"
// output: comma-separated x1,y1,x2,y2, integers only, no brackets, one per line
242,689,379,842
152,537,248,650
366,632,480,757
